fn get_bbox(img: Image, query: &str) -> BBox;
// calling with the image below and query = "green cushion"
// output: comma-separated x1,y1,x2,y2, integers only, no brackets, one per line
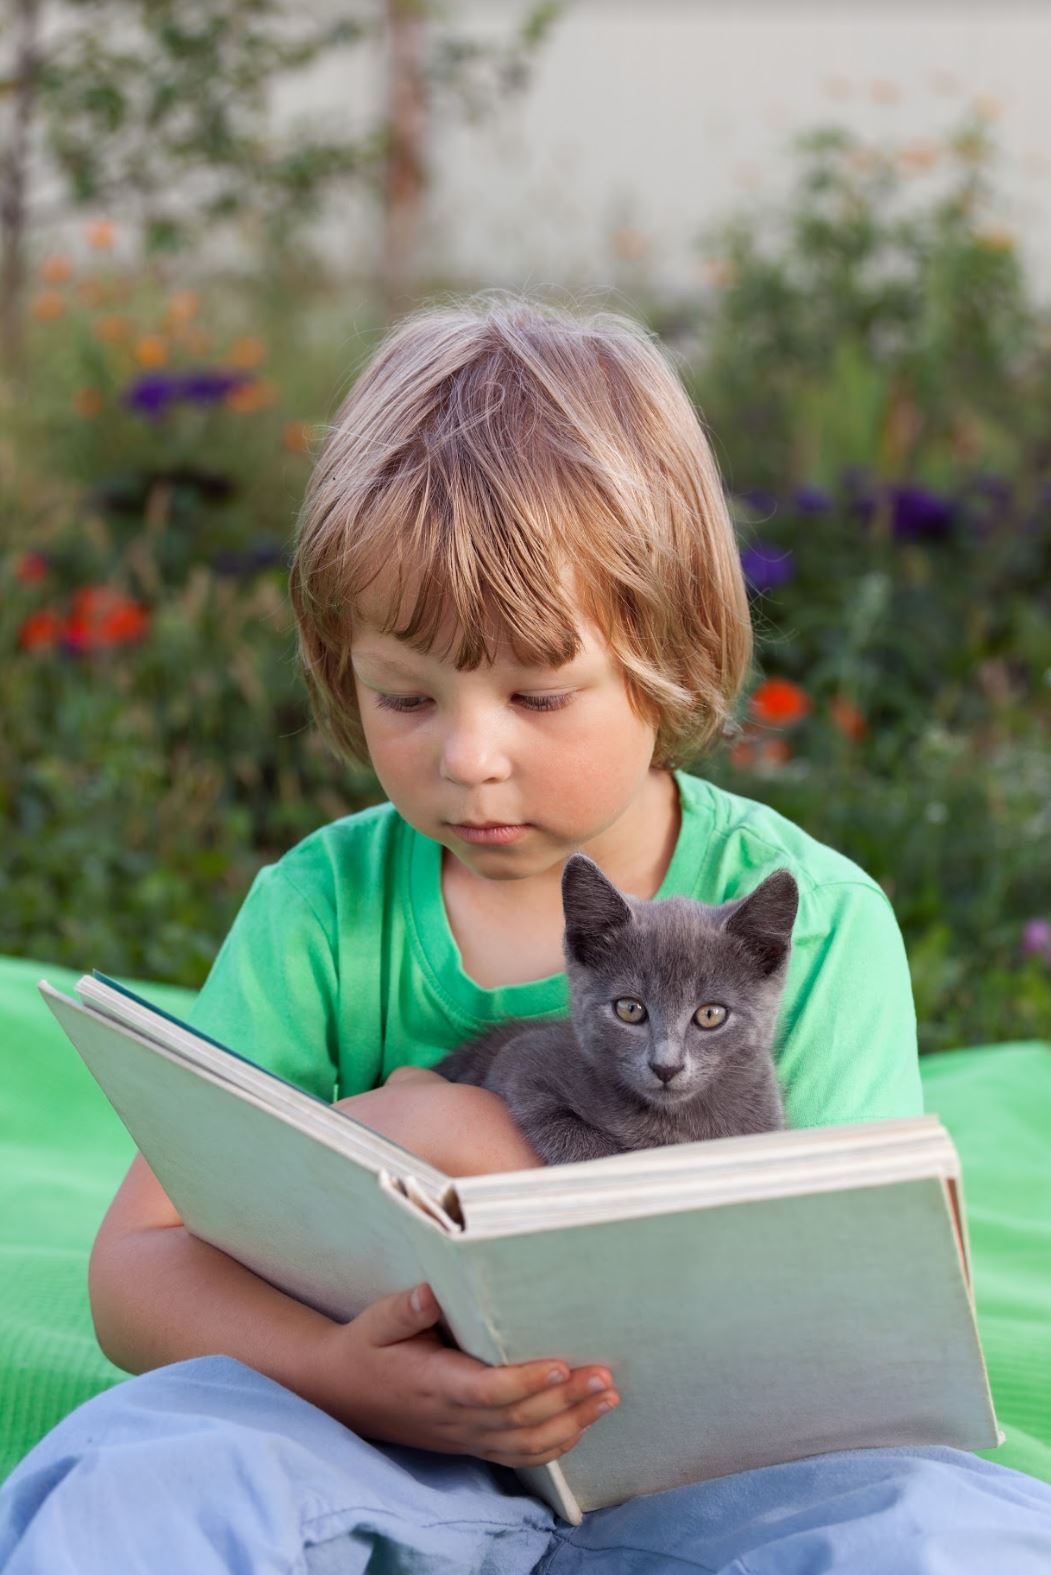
2,953,1050,1487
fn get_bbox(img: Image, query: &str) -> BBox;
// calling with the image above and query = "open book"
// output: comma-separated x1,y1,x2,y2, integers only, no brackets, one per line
39,971,1002,1525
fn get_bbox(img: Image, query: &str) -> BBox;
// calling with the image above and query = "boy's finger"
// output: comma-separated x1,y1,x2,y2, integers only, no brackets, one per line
486,1394,619,1466
478,1373,619,1431
444,1354,610,1410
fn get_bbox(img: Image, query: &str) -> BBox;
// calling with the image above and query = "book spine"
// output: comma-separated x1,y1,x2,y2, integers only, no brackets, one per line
419,1240,584,1525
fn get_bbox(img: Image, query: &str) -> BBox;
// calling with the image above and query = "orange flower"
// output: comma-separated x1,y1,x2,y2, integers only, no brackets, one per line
77,279,107,307
730,739,756,770
31,291,65,321
17,609,65,651
73,387,105,418
94,314,131,343
282,419,312,453
40,254,73,284
133,335,169,368
898,141,938,174
829,694,868,742
15,551,50,584
185,327,212,354
975,227,1014,253
611,226,649,262
749,678,810,726
975,95,1002,122
85,218,116,250
868,79,901,105
225,377,279,413
226,335,267,369
700,256,738,290
757,739,792,767
166,289,200,324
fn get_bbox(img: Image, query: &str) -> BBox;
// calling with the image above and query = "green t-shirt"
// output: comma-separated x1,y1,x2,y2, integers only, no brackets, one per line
185,768,923,1128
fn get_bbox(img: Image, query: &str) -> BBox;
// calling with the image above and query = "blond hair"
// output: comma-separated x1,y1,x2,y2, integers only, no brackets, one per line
288,290,753,771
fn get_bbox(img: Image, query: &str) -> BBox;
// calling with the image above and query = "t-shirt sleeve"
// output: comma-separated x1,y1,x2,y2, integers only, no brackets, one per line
184,863,340,1103
776,879,924,1127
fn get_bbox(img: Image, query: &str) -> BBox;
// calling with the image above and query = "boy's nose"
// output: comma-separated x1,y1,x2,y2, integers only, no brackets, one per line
439,731,511,787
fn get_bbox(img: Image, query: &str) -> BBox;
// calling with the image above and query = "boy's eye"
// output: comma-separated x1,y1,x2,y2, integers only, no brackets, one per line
373,693,573,714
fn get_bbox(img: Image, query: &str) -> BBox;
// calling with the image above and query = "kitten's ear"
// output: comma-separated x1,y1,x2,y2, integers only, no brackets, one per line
561,854,633,968
722,869,799,977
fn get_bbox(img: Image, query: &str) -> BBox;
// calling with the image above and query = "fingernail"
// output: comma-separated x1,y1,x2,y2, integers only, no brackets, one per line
411,1285,426,1313
596,1397,618,1414
546,1368,567,1386
586,1376,606,1393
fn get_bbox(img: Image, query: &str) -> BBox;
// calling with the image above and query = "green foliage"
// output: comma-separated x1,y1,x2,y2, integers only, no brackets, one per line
680,115,1043,490
3,110,1050,1052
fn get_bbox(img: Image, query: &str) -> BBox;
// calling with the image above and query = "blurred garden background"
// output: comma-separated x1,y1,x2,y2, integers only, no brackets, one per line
2,1,1050,1053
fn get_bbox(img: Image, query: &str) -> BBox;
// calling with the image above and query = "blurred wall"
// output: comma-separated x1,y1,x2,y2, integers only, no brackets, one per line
286,0,1051,299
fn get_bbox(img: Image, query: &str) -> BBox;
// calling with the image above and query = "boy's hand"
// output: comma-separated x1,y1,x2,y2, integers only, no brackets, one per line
307,1282,619,1467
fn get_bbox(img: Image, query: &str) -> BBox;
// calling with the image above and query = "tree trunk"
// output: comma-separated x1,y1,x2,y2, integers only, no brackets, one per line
0,0,42,380
381,0,428,323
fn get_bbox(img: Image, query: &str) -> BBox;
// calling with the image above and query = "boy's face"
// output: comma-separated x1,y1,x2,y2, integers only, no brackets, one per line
349,578,663,888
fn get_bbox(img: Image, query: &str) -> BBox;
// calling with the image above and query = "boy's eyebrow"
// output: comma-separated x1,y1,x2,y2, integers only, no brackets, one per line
351,650,425,676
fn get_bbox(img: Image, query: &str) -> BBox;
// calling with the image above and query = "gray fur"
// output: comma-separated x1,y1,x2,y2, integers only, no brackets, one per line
434,854,799,1165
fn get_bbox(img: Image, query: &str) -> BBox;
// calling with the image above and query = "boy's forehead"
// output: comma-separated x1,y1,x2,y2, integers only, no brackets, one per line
351,563,603,671
352,619,602,674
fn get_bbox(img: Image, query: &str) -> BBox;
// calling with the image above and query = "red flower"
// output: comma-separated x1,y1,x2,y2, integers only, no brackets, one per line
15,551,50,583
829,694,868,741
18,608,66,650
64,585,150,651
749,678,811,726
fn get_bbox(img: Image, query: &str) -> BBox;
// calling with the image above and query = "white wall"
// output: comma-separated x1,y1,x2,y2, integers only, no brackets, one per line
286,0,1051,302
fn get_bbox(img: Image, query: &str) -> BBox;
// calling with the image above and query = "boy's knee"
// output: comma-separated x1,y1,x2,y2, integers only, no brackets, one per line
338,1081,541,1175
436,1083,544,1175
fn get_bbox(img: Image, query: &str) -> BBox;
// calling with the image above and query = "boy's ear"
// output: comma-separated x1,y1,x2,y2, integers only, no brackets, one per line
721,869,799,977
561,854,633,967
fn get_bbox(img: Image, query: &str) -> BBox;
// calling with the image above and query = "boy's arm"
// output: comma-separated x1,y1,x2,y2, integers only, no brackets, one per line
90,1101,618,1465
90,1066,542,1374
89,1153,336,1391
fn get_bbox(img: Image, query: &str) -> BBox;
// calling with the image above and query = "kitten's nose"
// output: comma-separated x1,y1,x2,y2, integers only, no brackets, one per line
649,1062,683,1084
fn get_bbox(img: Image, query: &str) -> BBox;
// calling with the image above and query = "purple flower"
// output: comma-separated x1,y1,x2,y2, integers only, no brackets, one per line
890,483,956,542
741,543,796,592
181,370,252,404
123,367,255,420
849,482,957,541
1021,918,1051,963
124,375,179,418
211,540,288,577
792,485,832,515
969,473,1013,504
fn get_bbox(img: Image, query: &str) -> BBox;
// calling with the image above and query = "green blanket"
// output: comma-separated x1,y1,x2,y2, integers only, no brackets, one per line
2,953,1050,1486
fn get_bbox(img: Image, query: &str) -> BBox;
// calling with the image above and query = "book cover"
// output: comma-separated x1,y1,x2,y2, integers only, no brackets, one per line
38,975,1003,1523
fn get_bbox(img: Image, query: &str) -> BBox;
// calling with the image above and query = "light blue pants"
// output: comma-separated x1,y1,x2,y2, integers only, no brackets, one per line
2,1356,1051,1574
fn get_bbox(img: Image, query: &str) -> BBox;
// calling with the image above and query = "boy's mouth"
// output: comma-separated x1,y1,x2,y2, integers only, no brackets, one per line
448,822,531,844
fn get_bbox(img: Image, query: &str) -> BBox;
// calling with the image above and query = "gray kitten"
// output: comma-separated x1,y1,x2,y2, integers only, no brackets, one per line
434,853,799,1165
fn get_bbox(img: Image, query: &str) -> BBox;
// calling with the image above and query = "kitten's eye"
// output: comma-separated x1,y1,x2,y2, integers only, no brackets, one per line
613,997,647,1024
694,1004,728,1030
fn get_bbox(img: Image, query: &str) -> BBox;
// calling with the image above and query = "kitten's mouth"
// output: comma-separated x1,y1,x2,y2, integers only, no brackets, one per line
646,1079,690,1100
